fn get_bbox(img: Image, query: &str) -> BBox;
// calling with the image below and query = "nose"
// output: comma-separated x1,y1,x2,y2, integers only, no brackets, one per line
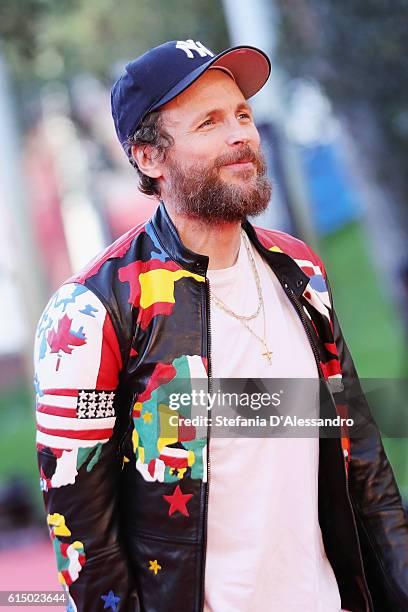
225,124,251,147
225,117,258,148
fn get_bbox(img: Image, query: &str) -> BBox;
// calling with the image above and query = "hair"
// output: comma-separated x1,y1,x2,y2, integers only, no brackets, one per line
126,110,174,196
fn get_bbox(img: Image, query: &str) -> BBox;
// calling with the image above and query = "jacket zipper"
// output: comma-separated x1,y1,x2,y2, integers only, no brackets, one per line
199,278,212,611
282,279,373,611
281,278,350,461
281,279,323,376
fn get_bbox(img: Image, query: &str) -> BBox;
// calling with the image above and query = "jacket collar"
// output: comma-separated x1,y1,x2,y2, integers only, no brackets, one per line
149,201,309,298
242,219,309,298
150,201,209,276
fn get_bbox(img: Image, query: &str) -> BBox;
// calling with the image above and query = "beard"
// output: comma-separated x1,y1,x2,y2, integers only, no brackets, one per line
164,144,272,224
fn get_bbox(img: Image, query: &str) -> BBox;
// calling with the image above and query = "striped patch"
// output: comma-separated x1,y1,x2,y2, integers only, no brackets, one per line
37,388,116,489
36,389,115,451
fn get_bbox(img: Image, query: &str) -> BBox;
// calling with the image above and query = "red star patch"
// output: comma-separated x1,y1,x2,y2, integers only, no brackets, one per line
163,485,193,517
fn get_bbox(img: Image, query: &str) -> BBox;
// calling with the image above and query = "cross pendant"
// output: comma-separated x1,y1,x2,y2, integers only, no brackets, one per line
262,349,273,365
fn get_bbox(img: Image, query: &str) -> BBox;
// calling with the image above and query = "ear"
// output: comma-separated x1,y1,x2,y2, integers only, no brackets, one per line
131,145,163,179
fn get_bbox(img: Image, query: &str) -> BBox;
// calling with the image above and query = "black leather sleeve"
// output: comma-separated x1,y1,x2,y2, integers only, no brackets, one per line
34,283,140,611
329,282,408,610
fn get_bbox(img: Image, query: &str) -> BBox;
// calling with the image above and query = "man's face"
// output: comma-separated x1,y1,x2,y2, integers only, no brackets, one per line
157,69,271,223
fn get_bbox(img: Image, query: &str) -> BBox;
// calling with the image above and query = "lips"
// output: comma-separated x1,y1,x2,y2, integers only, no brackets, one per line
222,160,254,170
225,159,252,164
215,145,259,170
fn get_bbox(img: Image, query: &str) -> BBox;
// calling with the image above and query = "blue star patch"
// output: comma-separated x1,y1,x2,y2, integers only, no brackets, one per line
101,590,120,611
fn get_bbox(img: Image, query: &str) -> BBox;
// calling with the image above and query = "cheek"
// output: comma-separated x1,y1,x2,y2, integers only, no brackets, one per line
250,126,261,148
173,140,220,166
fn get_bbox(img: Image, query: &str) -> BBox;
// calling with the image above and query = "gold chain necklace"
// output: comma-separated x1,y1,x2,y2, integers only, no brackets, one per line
209,230,273,365
240,301,273,365
210,230,262,321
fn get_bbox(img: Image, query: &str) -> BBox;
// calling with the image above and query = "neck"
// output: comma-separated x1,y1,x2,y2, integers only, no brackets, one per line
163,200,242,270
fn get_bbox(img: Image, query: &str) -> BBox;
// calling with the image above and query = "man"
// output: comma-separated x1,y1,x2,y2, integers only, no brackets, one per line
34,39,408,611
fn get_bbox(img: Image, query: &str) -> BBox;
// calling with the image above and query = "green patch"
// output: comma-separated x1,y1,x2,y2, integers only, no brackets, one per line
133,356,207,482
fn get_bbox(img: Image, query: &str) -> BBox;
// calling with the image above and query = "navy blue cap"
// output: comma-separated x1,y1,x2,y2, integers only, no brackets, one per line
111,39,271,156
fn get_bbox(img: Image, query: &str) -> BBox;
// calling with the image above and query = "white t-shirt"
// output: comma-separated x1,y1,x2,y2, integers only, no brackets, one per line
204,232,341,612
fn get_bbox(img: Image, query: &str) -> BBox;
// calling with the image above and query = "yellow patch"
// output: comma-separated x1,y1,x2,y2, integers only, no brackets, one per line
142,411,153,423
187,450,195,467
157,436,178,452
139,269,204,309
149,559,162,575
132,401,142,417
159,403,178,440
47,513,71,537
132,428,139,453
268,245,283,253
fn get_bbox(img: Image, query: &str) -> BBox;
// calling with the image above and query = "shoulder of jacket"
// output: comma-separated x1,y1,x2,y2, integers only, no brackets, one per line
252,225,327,277
67,220,148,285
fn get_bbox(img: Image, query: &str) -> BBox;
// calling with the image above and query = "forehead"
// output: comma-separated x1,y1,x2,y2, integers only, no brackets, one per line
159,69,247,122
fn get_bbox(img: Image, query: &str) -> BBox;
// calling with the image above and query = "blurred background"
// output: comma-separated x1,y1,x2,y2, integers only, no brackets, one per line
0,0,407,597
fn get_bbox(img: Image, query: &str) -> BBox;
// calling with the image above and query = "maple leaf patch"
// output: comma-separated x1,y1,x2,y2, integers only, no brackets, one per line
47,314,87,355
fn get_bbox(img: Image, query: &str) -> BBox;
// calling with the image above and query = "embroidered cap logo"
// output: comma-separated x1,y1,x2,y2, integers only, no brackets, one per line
175,39,215,59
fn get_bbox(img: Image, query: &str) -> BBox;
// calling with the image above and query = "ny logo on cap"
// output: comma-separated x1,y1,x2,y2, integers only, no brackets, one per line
175,39,214,59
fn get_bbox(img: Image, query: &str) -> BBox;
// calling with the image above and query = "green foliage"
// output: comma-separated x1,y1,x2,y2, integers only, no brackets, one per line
0,0,79,61
276,0,408,211
278,1,408,105
0,0,228,82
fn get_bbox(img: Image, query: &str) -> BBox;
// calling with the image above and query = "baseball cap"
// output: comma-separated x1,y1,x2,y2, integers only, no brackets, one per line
111,39,271,156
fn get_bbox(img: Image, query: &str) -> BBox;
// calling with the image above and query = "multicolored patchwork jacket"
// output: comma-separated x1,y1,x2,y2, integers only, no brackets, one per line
34,201,408,611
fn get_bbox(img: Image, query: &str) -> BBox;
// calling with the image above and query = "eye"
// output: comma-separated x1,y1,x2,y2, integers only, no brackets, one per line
238,111,252,121
199,118,215,128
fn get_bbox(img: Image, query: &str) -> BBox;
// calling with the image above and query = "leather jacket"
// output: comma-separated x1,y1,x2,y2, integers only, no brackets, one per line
34,201,408,611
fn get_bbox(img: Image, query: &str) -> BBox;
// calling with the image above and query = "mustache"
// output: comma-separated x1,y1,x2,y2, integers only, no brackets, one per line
214,145,260,168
